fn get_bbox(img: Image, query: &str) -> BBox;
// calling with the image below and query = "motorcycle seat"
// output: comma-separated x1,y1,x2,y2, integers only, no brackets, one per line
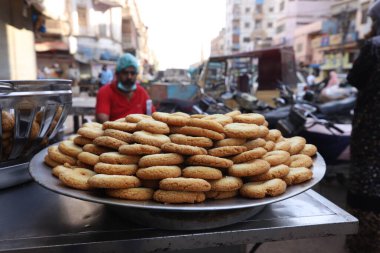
317,96,356,115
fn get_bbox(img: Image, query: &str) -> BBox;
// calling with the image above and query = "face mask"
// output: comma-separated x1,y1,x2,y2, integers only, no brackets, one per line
117,81,136,92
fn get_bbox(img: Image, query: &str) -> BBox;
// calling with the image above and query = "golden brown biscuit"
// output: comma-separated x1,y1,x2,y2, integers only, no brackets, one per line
136,119,170,134
190,114,206,119
152,112,189,126
125,114,152,123
243,138,266,149
48,146,77,165
274,141,291,152
202,114,233,126
88,174,141,189
77,151,100,166
59,168,96,190
225,110,241,117
77,127,104,140
205,190,238,200
169,134,213,148
214,138,246,147
93,136,127,150
102,121,137,132
262,150,290,166
208,146,247,157
153,190,206,204
228,159,270,177
138,153,184,167
99,152,140,164
119,144,161,155
182,166,223,180
58,140,83,158
82,144,113,155
300,144,318,157
169,126,183,134
287,136,307,155
161,142,207,155
264,129,282,142
240,178,287,199
247,164,290,182
73,136,93,146
44,155,61,168
82,122,103,129
232,147,267,163
263,141,275,151
187,118,224,133
2,111,15,131
186,155,233,168
133,130,171,147
94,162,138,175
232,113,265,125
136,166,182,180
257,125,269,138
289,154,313,168
103,129,134,143
209,176,243,191
52,165,72,178
224,123,260,138
30,120,40,140
178,126,225,140
159,177,211,192
106,188,154,201
283,167,313,185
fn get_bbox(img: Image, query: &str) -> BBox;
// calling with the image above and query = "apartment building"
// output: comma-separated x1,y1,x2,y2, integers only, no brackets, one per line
273,0,336,46
210,28,225,56
224,0,256,54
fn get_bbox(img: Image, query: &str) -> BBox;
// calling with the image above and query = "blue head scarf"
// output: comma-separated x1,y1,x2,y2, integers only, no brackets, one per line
116,53,139,73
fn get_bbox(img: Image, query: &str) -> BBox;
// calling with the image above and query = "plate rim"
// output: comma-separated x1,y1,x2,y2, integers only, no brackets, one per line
29,146,326,212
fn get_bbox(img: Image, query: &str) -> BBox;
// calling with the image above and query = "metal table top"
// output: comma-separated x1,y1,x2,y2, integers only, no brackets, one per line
0,182,357,253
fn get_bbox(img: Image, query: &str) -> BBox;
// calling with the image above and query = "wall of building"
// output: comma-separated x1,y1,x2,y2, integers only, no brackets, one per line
0,0,36,80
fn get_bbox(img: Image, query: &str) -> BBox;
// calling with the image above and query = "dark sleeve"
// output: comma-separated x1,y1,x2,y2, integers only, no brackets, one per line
347,41,377,89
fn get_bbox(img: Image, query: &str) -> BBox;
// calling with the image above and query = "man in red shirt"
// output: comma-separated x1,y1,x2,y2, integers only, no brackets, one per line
96,53,155,123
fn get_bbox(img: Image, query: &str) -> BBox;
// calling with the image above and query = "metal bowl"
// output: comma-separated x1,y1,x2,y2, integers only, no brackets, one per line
30,148,326,230
0,79,72,188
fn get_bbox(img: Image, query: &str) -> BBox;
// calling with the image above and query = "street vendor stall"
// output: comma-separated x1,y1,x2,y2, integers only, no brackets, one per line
0,80,357,253
0,183,357,252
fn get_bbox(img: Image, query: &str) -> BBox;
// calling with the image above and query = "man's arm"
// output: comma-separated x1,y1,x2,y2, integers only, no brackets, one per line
96,113,109,123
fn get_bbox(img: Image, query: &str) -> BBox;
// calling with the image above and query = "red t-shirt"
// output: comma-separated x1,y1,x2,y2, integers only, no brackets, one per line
96,81,155,121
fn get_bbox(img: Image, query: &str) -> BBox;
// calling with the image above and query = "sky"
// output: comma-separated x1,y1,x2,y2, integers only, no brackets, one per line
136,0,226,70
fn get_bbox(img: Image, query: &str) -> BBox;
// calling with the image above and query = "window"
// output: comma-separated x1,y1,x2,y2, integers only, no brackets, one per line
256,4,263,13
245,7,250,13
77,6,87,31
269,7,274,12
256,20,262,29
276,24,285,34
243,37,251,43
280,1,285,11
244,22,250,28
296,43,303,52
268,22,273,28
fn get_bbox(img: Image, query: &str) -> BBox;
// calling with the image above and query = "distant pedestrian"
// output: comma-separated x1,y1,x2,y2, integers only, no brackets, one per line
67,63,80,86
98,64,113,88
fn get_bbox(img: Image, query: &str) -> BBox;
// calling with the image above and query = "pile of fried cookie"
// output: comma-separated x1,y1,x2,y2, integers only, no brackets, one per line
43,111,317,204
1,107,62,161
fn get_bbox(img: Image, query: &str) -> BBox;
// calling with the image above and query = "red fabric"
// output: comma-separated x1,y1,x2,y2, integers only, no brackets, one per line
96,80,155,121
